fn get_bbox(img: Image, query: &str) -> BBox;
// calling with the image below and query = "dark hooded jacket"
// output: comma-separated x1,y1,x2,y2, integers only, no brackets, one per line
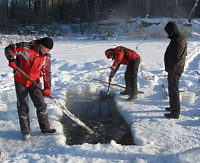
164,22,187,74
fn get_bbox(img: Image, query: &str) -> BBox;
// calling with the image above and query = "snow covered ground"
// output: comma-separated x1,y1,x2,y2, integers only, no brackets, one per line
0,18,200,162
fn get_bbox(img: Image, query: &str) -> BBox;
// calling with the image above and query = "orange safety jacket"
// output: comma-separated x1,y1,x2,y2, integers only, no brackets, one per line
5,41,51,88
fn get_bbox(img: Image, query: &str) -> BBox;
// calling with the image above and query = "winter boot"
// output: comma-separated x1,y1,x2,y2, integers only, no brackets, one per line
165,107,172,111
41,128,56,134
164,112,179,119
120,89,131,95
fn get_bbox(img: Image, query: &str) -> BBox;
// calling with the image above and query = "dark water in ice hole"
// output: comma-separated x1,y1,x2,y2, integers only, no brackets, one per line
60,92,134,145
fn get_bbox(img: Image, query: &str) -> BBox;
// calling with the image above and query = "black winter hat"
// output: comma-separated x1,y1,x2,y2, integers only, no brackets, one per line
40,37,54,49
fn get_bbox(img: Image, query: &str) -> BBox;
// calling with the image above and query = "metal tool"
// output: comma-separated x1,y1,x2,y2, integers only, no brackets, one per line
99,79,115,102
92,78,144,94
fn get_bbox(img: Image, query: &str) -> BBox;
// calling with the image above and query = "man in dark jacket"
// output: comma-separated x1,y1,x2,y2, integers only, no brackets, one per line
105,46,140,101
164,22,187,119
5,37,56,140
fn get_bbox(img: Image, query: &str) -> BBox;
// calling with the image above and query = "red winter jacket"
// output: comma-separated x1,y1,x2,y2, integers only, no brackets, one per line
106,46,140,69
5,41,51,88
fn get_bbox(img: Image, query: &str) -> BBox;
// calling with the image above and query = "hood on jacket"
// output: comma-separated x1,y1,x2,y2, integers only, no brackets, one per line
105,48,115,59
164,21,180,39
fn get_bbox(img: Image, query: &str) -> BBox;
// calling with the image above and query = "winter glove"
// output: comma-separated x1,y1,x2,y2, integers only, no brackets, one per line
8,59,17,70
26,80,32,87
42,88,51,97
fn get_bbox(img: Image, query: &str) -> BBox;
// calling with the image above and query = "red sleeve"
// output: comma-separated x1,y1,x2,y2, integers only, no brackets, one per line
112,47,124,68
4,42,26,60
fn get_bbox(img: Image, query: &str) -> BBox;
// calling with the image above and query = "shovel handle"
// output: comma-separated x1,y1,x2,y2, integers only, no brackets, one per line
107,81,111,93
16,67,41,89
16,67,54,99
92,78,144,94
96,67,110,71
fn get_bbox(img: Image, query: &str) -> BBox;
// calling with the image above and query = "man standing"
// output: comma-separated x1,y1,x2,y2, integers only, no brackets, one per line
164,22,187,119
105,46,140,101
5,37,56,140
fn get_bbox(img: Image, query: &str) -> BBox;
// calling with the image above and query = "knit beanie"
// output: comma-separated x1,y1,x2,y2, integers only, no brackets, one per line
40,37,54,49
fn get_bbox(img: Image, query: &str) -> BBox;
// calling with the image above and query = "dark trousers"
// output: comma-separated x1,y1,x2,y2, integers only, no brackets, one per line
125,58,140,95
15,81,50,134
168,72,182,114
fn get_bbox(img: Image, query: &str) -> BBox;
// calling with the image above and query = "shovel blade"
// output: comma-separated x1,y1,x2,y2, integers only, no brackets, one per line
99,90,115,102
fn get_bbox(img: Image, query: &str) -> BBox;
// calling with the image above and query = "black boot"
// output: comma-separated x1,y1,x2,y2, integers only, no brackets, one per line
120,90,131,95
164,112,179,119
41,128,56,134
165,107,172,111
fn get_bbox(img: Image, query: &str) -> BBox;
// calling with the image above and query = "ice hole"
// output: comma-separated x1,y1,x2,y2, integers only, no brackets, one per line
60,92,135,145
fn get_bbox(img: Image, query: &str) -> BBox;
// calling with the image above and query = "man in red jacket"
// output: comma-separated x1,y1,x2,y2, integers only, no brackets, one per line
5,37,56,140
105,46,140,101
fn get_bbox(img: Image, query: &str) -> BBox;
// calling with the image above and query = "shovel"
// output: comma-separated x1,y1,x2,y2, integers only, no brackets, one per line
99,79,115,102
16,67,94,134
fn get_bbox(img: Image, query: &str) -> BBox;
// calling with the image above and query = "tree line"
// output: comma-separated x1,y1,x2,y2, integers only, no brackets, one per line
0,0,199,34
